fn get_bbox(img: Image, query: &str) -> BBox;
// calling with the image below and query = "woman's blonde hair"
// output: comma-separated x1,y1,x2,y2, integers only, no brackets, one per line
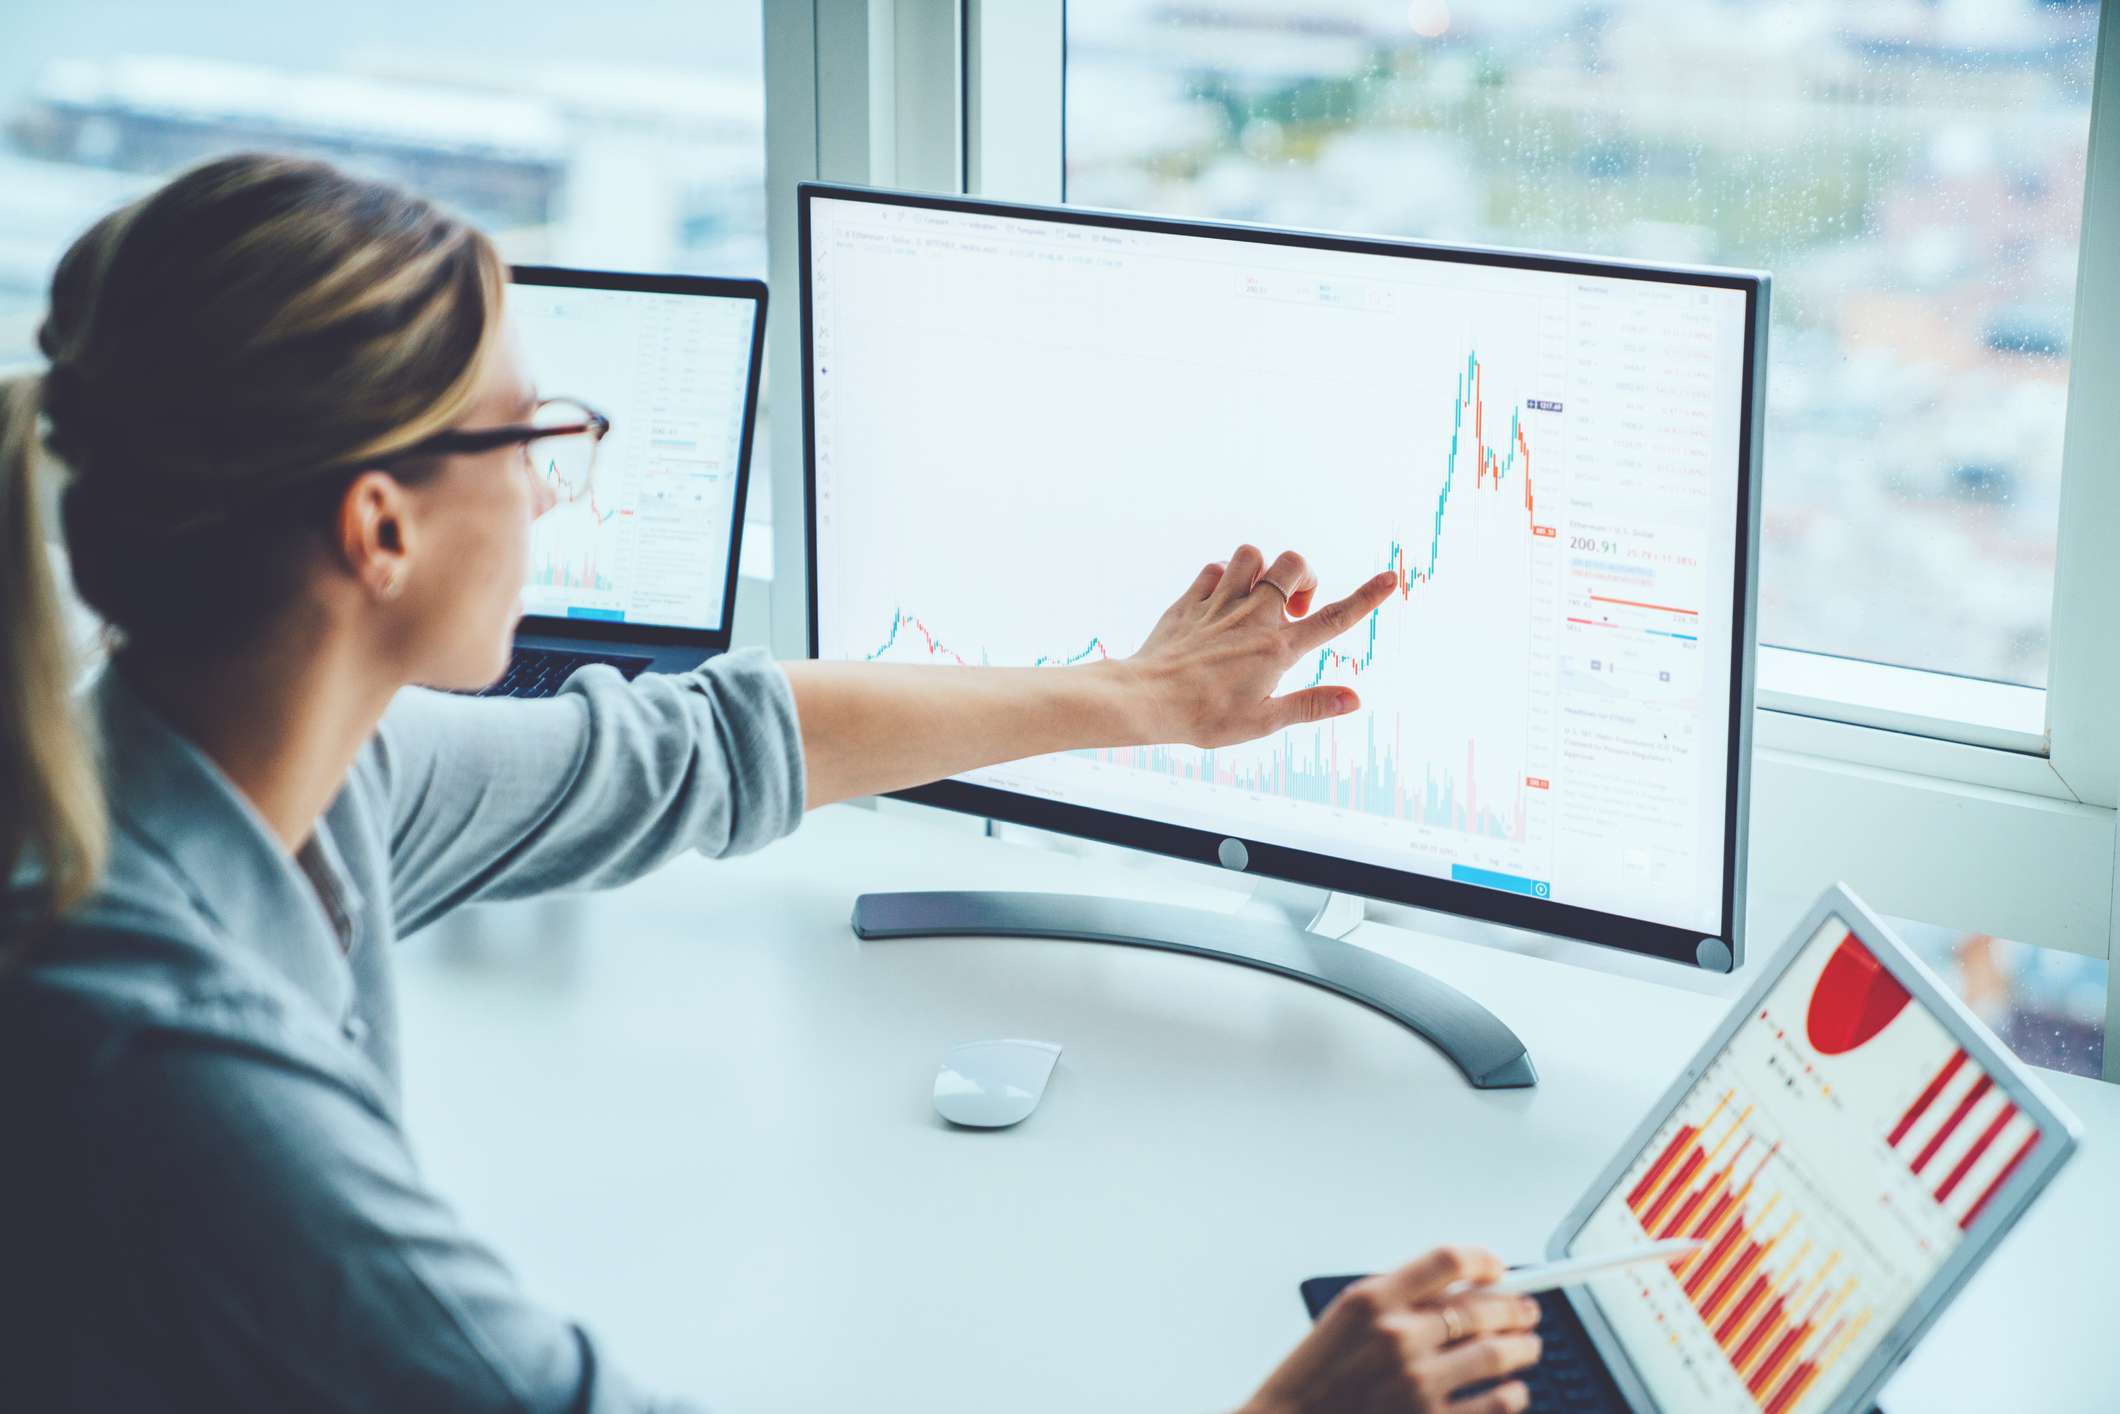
1,153,508,926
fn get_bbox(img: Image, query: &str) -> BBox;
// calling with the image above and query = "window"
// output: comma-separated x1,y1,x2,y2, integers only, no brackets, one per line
1064,0,2102,687
1890,913,2107,1079
0,2,773,541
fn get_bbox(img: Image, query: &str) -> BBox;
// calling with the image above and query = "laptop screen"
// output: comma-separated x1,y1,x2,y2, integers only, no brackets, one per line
509,279,760,632
1568,917,2048,1414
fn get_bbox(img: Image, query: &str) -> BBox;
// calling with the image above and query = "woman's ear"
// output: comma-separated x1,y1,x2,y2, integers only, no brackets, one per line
337,469,414,601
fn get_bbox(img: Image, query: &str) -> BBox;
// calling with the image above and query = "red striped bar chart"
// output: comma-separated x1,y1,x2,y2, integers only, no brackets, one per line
1887,1046,2040,1231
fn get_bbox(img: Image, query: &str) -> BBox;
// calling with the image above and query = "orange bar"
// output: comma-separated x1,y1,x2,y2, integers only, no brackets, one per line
1663,1135,1751,1241
1729,1241,1815,1371
1682,1166,1767,1289
1705,1210,1793,1324
1701,1242,1766,1325
1767,1316,1844,1413
1519,420,1534,519
1749,1321,1813,1397
1752,1278,1850,1398
1588,593,1700,617
1765,1359,1822,1414
1682,1147,1774,1287
1808,1309,1873,1389
1729,1292,1785,1365
1632,1094,1731,1212
1679,1195,1746,1297
1686,1208,1752,1296
1640,1146,1708,1231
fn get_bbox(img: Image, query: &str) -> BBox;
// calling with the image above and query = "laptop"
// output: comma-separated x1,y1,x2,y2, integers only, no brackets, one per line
484,265,768,697
1302,884,2081,1414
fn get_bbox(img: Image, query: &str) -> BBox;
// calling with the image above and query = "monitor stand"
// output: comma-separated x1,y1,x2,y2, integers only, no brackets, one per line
852,873,1537,1090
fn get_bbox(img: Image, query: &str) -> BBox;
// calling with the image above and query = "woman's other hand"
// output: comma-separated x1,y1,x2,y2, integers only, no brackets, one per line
1123,544,1398,749
1238,1247,1544,1414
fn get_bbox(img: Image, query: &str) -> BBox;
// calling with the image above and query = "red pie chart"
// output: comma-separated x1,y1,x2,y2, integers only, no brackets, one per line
1806,933,1913,1055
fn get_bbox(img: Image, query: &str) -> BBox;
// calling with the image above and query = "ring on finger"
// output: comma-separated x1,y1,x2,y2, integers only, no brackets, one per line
1440,1305,1466,1344
1253,574,1294,601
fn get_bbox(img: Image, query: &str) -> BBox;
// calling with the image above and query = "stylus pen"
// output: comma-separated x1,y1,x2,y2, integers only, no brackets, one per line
1481,1238,1705,1296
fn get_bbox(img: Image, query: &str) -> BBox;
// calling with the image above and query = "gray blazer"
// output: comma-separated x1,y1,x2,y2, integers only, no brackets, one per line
0,653,808,1411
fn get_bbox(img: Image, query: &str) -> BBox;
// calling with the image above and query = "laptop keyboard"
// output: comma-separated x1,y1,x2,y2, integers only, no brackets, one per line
478,646,653,698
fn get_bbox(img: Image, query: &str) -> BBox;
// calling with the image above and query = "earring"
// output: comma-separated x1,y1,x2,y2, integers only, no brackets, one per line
380,569,404,600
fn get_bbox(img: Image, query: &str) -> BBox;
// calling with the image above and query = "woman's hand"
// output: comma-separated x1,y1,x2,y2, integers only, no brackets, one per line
1122,544,1399,749
1237,1247,1544,1414
782,543,1398,809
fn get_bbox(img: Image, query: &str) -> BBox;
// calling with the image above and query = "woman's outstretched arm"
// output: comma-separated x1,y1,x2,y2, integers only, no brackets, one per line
785,543,1398,809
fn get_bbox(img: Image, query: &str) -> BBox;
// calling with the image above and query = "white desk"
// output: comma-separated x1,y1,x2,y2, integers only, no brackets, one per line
397,804,2120,1413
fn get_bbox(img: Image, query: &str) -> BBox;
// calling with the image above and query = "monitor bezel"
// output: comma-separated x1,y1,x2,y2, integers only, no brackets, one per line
799,181,1765,969
509,264,769,651
1544,883,2080,1414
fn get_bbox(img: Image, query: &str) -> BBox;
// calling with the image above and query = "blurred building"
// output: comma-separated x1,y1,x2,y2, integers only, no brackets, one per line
0,51,765,367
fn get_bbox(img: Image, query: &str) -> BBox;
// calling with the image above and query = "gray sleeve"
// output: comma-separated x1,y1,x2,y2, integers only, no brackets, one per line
374,651,807,936
96,1026,702,1414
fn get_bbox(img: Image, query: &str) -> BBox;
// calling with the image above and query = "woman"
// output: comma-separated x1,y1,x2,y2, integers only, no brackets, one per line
0,155,1543,1412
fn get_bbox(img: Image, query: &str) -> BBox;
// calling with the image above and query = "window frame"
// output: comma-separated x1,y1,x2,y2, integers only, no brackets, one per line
766,0,2120,1079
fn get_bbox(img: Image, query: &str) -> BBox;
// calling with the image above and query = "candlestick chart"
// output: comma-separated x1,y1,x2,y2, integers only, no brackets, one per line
857,350,1551,846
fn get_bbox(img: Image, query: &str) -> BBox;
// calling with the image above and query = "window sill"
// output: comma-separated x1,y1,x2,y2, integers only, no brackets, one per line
1757,646,2046,756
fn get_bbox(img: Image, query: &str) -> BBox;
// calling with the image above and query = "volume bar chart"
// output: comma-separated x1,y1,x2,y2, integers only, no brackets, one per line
1079,716,1530,842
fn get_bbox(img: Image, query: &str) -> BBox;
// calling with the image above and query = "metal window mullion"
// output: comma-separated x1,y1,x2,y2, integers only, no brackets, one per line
762,0,821,659
768,1,963,660
892,0,964,193
964,0,1064,200
2046,7,2120,812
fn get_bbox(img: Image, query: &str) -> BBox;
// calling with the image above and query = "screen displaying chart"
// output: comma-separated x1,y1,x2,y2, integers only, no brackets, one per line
808,195,1751,934
511,281,757,631
1570,918,2045,1414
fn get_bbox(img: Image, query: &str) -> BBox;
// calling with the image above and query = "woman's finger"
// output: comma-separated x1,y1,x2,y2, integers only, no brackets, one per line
1265,686,1359,732
1208,543,1266,608
1184,560,1227,602
1370,1246,1508,1309
1254,549,1318,616
1424,1332,1544,1396
1427,1292,1543,1344
1287,569,1401,654
1447,1379,1531,1414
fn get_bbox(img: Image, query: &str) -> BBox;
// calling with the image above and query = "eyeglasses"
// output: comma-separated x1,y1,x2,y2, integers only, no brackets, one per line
402,395,612,506
133,396,614,540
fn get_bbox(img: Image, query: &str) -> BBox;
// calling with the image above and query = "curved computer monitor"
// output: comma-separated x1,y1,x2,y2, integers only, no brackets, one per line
800,182,1766,972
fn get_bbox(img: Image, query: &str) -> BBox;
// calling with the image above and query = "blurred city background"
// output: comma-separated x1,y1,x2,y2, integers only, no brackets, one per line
0,0,2103,1074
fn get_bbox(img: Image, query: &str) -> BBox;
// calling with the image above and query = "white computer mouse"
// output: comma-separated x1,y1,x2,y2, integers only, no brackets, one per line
932,1039,1062,1128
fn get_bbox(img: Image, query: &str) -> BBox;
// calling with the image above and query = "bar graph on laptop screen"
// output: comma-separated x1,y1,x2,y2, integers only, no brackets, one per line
807,193,1752,938
511,283,755,631
1569,919,2046,1414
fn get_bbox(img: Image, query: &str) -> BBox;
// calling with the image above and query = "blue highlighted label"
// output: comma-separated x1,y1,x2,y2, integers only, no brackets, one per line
1451,865,1553,900
566,606,625,622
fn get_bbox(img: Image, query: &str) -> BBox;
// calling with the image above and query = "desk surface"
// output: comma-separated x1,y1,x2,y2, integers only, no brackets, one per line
397,804,2118,1414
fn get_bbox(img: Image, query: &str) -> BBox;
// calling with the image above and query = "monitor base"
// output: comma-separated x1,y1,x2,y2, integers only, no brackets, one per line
852,890,1537,1090
1238,877,1367,939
